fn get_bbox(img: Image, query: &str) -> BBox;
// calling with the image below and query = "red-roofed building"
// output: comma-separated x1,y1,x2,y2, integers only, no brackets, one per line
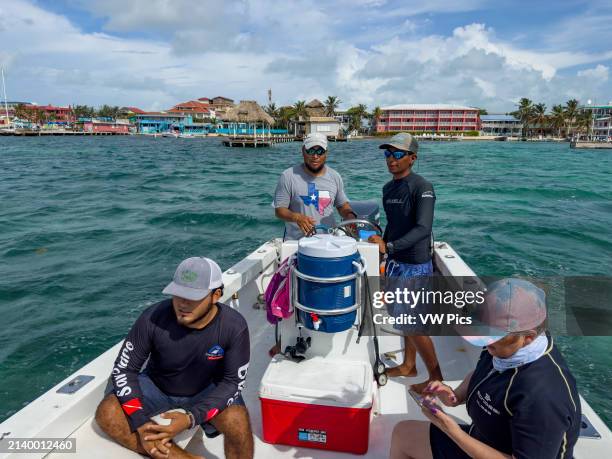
28,104,75,123
120,106,145,115
168,100,214,121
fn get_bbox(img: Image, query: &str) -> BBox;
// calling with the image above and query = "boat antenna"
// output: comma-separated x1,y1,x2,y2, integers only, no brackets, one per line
1,68,9,127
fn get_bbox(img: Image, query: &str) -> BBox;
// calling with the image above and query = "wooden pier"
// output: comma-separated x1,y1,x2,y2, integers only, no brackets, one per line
222,135,296,148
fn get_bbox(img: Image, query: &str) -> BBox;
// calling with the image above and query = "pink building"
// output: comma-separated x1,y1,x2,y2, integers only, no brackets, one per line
82,120,130,134
377,104,480,133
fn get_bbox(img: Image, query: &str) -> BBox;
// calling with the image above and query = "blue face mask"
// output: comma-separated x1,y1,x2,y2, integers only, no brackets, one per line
492,334,548,372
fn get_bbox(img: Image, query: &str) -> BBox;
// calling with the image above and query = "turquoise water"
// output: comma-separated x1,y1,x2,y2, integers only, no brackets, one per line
1,137,611,427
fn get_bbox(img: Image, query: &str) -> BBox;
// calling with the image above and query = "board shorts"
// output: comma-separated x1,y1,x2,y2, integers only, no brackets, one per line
384,259,434,334
105,371,244,437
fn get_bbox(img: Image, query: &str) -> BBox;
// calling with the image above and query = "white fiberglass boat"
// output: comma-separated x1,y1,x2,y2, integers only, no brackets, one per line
1,234,610,458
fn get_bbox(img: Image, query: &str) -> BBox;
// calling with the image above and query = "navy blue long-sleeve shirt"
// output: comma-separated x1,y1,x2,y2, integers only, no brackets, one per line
466,334,580,458
111,300,250,431
382,172,435,264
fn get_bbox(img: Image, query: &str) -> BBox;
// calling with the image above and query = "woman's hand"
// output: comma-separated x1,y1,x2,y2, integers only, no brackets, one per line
422,380,459,407
421,401,460,436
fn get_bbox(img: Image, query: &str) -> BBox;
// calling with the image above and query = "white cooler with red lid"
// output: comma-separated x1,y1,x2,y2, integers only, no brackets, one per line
259,355,373,454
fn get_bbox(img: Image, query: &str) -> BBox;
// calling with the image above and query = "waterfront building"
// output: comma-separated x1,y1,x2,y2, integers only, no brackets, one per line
376,104,480,133
29,104,74,123
118,106,145,116
209,96,234,118
289,99,341,138
168,100,215,122
584,103,612,141
81,119,131,134
480,114,522,137
132,112,191,134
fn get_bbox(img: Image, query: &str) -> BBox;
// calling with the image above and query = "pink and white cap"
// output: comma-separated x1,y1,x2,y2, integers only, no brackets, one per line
463,278,547,347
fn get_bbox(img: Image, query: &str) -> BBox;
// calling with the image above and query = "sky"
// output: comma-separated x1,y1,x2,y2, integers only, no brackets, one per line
1,0,611,112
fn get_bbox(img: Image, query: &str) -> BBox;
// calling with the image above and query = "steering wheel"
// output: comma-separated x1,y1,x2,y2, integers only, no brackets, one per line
331,219,383,240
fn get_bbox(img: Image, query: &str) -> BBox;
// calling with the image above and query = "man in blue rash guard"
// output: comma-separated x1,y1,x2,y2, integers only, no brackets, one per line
368,133,443,392
95,257,253,459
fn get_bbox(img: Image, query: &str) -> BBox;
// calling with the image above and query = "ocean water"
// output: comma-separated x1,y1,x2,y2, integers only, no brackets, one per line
1,136,611,427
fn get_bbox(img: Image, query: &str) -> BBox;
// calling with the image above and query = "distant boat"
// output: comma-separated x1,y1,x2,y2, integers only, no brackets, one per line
494,136,508,141
162,132,179,138
1,67,15,133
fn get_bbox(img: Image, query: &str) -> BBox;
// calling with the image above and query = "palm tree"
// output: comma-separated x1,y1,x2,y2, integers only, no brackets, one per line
324,96,341,117
512,98,534,138
292,100,307,120
370,106,382,133
565,99,579,138
532,103,547,137
277,106,294,130
265,102,278,120
577,109,593,139
550,104,566,138
346,104,368,133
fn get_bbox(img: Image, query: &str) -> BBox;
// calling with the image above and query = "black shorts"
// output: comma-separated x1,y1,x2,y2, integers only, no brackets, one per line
430,424,471,459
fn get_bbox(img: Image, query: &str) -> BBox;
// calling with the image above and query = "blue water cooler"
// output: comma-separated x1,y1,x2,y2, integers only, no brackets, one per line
296,235,362,333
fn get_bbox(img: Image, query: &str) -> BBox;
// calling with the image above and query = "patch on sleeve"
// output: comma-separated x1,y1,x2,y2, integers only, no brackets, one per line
421,191,434,198
121,397,143,416
204,408,220,421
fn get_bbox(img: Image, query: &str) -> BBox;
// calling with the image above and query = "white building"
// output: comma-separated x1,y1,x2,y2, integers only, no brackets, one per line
480,114,522,137
589,104,612,141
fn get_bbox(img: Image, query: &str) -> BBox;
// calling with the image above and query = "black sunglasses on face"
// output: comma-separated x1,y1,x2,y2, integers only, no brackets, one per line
384,149,411,160
305,146,327,156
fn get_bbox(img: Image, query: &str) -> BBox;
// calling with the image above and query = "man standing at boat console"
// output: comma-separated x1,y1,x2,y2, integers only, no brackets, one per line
369,133,443,391
274,132,357,239
95,257,253,459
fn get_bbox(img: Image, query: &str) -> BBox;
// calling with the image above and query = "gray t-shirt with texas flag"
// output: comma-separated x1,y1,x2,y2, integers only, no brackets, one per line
274,165,349,240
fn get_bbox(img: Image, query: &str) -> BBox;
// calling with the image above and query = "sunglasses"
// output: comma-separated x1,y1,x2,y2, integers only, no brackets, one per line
383,149,411,160
305,146,327,156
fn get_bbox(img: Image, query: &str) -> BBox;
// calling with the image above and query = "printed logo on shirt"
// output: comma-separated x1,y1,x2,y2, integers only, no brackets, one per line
421,191,434,198
385,198,404,204
121,397,143,416
476,390,500,416
300,183,333,216
206,344,225,360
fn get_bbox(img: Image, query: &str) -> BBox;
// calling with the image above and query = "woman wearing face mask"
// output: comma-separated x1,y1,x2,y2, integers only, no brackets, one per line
390,278,581,459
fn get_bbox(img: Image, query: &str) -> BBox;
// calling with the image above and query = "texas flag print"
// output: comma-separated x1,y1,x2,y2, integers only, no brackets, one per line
300,183,333,216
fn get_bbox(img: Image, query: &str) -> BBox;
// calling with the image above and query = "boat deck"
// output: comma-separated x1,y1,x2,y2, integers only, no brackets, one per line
2,239,610,458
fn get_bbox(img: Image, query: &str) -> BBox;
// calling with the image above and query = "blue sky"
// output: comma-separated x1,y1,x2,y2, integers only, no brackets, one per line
1,0,611,112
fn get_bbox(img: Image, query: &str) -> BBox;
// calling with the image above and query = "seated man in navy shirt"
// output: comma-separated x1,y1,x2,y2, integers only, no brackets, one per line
96,257,253,459
390,279,581,459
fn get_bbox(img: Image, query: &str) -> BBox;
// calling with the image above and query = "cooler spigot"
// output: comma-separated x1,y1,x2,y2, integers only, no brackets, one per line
310,313,322,330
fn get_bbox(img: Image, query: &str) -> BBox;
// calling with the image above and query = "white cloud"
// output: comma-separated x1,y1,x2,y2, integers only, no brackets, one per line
578,64,609,81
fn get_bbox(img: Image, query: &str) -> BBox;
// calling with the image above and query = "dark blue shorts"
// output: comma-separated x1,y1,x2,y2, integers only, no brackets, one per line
385,259,433,334
430,423,471,459
105,372,244,434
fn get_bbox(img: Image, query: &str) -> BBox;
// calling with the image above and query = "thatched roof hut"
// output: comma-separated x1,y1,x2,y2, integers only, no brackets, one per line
305,99,326,117
221,100,274,125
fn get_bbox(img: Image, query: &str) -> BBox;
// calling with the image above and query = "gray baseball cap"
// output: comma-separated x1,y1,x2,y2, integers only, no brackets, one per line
162,257,223,301
379,133,419,154
463,278,547,347
303,132,328,150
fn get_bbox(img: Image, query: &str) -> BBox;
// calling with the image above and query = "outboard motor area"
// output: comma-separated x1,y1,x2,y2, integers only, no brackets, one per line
294,234,365,333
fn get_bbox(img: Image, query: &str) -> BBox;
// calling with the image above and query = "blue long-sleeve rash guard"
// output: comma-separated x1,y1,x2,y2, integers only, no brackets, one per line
111,299,250,431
